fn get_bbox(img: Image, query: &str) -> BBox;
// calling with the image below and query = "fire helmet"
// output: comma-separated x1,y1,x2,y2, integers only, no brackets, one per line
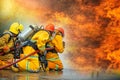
56,27,64,36
44,24,55,32
9,22,24,35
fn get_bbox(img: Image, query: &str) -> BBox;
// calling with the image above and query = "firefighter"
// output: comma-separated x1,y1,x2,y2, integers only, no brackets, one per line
45,27,65,71
0,22,24,69
12,24,55,72
11,43,41,72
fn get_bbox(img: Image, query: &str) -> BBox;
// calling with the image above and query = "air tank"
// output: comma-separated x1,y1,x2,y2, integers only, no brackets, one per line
17,25,42,41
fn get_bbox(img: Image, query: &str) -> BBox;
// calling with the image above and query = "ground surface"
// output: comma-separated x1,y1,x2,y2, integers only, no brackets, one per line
0,69,120,80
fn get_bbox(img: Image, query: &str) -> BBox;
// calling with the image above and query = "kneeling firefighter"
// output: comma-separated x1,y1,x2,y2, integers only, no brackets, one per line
0,22,24,69
45,27,65,71
30,24,55,71
11,24,51,72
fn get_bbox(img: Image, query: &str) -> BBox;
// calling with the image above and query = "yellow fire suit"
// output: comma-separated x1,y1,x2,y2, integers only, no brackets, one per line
16,30,50,72
46,34,64,70
0,31,14,68
17,46,39,72
31,30,50,52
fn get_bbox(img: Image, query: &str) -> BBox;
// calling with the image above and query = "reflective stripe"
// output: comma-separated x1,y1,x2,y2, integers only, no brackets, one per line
29,56,38,58
55,64,59,70
26,61,29,71
39,46,45,51
47,57,59,61
24,55,38,58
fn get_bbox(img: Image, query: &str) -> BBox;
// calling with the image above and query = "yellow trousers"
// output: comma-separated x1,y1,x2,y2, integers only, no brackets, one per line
17,46,40,72
46,52,63,70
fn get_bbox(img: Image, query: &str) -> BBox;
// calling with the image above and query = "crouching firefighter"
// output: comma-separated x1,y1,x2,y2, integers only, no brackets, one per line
11,41,40,72
11,24,51,72
0,22,24,69
45,27,65,71
11,25,43,72
30,24,56,72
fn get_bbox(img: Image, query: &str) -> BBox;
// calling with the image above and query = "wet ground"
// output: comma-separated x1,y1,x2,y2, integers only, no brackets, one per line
0,69,120,80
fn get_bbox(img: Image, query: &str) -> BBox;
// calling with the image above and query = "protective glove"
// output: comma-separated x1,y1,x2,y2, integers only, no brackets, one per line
0,60,5,66
11,65,19,72
3,46,10,53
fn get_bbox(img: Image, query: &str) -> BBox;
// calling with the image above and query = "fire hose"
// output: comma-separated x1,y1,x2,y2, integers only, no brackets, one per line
0,47,54,70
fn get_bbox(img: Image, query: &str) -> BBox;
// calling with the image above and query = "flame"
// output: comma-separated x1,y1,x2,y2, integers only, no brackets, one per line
65,0,120,72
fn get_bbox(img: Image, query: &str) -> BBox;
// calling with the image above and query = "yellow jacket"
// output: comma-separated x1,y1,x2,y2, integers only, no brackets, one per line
0,31,14,61
17,30,50,72
31,30,50,52
46,34,64,70
0,31,14,50
52,34,64,53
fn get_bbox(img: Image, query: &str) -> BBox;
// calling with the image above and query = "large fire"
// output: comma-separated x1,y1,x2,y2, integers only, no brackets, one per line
65,0,120,72
0,0,120,73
